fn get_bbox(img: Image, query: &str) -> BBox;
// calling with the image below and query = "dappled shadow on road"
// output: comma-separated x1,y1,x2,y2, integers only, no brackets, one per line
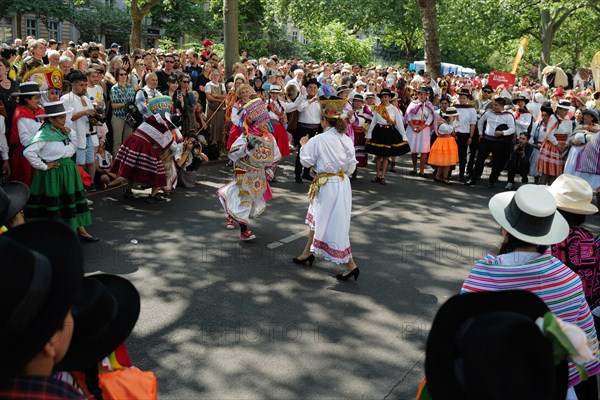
82,155,547,399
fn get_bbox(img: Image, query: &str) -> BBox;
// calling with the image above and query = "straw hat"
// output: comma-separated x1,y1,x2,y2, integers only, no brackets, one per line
37,101,73,118
547,174,598,215
488,185,569,245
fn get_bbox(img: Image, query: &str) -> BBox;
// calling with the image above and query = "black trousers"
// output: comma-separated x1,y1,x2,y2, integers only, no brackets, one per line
472,137,510,184
506,154,530,184
294,123,322,178
466,133,479,175
456,132,469,177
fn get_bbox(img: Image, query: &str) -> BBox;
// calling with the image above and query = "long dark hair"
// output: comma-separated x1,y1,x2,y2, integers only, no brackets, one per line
557,209,585,227
498,231,547,255
16,93,35,106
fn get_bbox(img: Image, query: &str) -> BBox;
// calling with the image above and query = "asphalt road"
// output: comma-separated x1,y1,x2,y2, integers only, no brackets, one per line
83,154,599,399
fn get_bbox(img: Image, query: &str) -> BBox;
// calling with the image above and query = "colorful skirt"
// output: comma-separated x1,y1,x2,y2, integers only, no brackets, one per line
354,126,367,167
536,134,567,176
271,121,291,157
365,124,411,157
9,143,37,187
111,133,167,188
428,136,458,167
27,157,91,230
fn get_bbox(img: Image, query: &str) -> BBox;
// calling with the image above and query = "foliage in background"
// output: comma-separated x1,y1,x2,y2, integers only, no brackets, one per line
151,0,218,44
69,0,131,44
302,22,375,65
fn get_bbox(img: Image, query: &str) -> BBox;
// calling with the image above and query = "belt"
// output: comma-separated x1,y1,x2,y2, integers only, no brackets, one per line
308,171,345,203
298,122,320,129
86,132,97,137
377,124,391,128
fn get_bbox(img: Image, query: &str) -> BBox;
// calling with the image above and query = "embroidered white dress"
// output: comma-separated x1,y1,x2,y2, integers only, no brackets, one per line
300,127,357,264
217,132,281,225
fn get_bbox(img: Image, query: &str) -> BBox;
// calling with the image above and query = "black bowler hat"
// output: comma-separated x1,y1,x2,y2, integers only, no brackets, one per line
1,221,84,378
457,87,472,99
55,274,140,370
426,290,568,400
0,181,29,226
377,88,394,98
512,95,530,105
303,78,321,88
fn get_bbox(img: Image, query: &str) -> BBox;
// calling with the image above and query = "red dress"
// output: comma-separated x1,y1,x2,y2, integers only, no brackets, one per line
267,100,291,156
9,106,44,187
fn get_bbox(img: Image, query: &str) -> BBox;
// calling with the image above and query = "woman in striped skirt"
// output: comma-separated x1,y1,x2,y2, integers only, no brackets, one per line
536,99,572,185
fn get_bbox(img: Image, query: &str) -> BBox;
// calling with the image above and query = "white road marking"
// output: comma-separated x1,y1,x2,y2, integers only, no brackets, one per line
267,200,391,249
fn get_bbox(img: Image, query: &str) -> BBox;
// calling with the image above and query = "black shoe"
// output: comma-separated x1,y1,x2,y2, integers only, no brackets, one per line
295,177,303,183
79,234,100,243
459,174,465,182
371,177,381,183
379,178,386,185
336,267,360,281
465,179,477,186
88,184,97,192
433,176,443,183
292,254,315,266
302,174,313,181
389,162,396,173
487,182,495,188
146,194,167,203
123,189,135,199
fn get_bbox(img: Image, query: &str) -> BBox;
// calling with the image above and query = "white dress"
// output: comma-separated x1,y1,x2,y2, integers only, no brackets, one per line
300,127,357,264
405,101,435,153
217,132,281,225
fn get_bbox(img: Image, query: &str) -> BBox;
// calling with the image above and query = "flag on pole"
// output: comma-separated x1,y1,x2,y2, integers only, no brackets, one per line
510,38,529,74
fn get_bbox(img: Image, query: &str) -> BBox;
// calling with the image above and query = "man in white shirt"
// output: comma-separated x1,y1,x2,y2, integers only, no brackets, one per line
454,88,478,182
61,72,98,187
135,72,161,118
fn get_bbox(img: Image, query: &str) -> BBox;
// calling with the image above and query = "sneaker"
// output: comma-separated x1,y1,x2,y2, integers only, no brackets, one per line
123,189,135,199
226,217,235,230
504,182,514,190
240,231,256,241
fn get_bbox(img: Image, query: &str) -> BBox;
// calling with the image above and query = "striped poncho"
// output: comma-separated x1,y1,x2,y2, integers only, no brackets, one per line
461,250,600,388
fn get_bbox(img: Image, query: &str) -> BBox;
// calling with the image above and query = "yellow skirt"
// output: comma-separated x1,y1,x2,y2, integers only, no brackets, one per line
428,136,458,167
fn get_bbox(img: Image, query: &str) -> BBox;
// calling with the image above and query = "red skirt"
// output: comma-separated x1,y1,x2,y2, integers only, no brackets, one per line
354,126,367,168
9,143,36,187
111,134,166,187
271,122,291,157
536,134,568,176
227,125,243,150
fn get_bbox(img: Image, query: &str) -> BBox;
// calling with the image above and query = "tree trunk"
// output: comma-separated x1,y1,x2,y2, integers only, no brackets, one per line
223,0,239,77
130,4,143,50
416,0,441,78
539,9,553,74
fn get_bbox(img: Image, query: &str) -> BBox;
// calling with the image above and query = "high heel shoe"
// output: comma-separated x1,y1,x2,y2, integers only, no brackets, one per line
336,267,360,281
292,254,315,266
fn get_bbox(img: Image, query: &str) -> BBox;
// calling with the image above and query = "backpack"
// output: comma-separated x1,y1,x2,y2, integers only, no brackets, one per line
124,89,148,129
551,226,600,309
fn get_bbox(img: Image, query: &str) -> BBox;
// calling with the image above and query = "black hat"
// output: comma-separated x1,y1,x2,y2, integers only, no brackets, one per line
512,95,530,105
425,290,567,400
377,88,394,98
482,84,494,92
582,108,599,122
304,78,321,88
494,96,508,106
336,85,351,95
55,274,140,370
416,85,429,94
0,181,29,226
11,82,46,96
1,221,84,378
457,87,472,99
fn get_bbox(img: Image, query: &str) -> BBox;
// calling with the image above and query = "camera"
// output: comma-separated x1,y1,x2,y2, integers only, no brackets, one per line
516,144,525,153
191,141,200,150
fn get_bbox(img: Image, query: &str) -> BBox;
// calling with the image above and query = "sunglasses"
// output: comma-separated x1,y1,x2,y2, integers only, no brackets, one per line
49,88,62,95
182,80,190,83
483,90,493,94
163,60,174,63
118,73,128,76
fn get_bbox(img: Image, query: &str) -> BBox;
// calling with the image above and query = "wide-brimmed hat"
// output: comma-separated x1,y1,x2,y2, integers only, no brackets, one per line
351,93,365,102
303,78,320,88
426,290,567,400
11,82,46,96
320,99,347,119
456,87,472,99
556,99,571,110
269,84,282,93
336,85,351,96
377,88,394,98
38,101,73,118
547,174,598,215
1,221,84,378
416,85,429,94
512,95,530,105
0,181,29,226
582,108,599,122
55,274,140,370
489,185,568,245
442,106,458,116
365,92,376,99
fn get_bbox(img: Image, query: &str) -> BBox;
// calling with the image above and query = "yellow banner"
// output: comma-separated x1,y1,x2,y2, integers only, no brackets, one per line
592,51,600,92
511,37,529,75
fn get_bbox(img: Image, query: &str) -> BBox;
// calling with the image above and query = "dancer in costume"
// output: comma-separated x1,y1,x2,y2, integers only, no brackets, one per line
349,93,368,179
564,109,600,191
429,107,459,184
292,99,360,281
23,101,98,242
536,99,573,185
405,86,437,176
217,99,281,241
365,88,410,185
226,83,252,150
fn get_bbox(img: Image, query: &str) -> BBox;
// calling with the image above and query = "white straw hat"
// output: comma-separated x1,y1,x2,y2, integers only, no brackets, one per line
38,101,73,118
547,174,598,215
488,185,569,245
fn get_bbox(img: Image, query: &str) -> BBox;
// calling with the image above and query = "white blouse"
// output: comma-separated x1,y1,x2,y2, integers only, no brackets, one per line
366,105,407,140
23,129,78,171
300,127,357,175
18,117,43,146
